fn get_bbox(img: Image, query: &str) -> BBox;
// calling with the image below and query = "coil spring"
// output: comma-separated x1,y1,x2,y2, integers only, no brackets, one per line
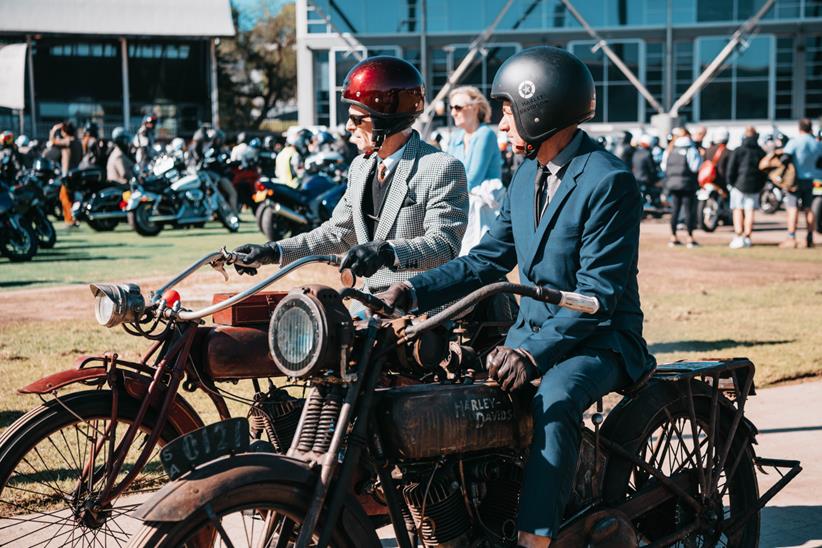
311,388,342,454
296,387,325,452
247,398,304,452
403,479,470,546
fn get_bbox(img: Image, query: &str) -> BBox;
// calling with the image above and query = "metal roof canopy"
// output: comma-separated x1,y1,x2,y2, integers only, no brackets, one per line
0,0,235,37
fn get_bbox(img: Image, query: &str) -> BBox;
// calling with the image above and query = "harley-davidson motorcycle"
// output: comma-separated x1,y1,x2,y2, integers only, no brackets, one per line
0,251,509,547
125,153,240,236
116,258,798,547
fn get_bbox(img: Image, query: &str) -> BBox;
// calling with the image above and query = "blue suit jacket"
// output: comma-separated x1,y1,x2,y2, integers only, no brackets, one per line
411,132,655,381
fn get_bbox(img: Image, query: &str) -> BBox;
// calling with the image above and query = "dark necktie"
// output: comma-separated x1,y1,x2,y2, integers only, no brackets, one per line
535,166,550,226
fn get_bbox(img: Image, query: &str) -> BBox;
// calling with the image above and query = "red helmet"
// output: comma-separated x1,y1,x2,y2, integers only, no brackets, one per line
342,56,425,148
0,131,14,147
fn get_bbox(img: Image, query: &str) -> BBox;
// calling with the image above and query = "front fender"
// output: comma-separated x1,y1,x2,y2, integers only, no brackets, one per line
18,365,205,437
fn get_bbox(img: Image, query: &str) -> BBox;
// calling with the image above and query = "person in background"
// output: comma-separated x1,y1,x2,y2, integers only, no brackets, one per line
230,132,249,163
691,125,708,157
133,114,158,168
662,126,702,247
275,129,311,189
781,118,818,248
726,127,766,248
704,128,732,192
79,121,108,169
447,85,503,255
615,130,635,168
631,134,660,191
14,135,36,169
106,127,135,185
50,121,84,228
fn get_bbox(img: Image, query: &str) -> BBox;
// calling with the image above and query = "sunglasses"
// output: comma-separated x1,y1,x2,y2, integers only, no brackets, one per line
450,104,471,112
348,113,371,126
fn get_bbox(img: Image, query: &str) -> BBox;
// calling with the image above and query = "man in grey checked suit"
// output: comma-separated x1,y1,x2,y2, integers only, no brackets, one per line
232,56,467,293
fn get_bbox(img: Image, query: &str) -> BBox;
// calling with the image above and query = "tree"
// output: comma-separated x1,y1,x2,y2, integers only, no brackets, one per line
218,2,296,130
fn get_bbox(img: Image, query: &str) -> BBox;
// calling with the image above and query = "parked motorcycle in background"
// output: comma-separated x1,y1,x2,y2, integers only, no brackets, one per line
254,150,347,240
126,152,240,236
62,167,128,231
11,171,57,249
0,179,38,261
759,180,785,215
697,181,732,232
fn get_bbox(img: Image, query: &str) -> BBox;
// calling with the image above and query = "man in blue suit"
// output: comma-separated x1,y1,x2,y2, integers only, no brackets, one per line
379,47,656,547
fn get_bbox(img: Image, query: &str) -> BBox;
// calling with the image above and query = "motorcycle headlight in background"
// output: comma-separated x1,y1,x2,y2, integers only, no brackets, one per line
268,287,353,378
89,283,145,328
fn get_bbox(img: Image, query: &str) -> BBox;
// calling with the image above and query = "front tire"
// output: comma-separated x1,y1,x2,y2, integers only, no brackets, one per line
0,390,183,547
30,208,57,248
128,203,163,236
216,196,240,232
129,477,378,547
760,188,780,215
699,197,720,232
259,204,295,241
1,220,38,261
87,218,120,231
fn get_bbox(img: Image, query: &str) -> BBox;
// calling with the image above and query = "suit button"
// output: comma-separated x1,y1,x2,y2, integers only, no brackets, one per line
531,325,540,333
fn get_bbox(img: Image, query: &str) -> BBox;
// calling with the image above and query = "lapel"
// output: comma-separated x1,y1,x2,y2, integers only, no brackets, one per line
373,132,418,242
351,155,376,244
522,134,595,272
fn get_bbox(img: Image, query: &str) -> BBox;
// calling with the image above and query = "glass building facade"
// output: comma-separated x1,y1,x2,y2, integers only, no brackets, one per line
296,0,822,129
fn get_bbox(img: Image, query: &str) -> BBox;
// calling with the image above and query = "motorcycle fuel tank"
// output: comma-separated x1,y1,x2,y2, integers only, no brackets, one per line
375,383,533,460
170,174,201,192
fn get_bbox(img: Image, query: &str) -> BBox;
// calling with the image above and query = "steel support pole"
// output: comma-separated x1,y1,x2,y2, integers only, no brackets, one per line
120,38,131,131
670,0,775,116
210,39,220,129
665,0,673,110
25,35,36,137
420,0,428,100
561,0,665,114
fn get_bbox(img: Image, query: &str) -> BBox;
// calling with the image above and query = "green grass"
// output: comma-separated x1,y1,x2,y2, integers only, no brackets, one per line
0,217,261,290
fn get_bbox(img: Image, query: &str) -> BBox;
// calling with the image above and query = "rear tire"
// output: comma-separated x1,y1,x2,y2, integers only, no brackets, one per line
87,218,120,232
760,188,780,215
129,476,378,547
128,203,163,236
30,209,57,248
260,204,294,241
602,380,760,547
699,197,720,232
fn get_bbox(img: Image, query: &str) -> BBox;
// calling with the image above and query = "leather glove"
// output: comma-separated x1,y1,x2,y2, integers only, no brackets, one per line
486,347,538,392
375,282,413,315
231,243,279,276
340,240,395,278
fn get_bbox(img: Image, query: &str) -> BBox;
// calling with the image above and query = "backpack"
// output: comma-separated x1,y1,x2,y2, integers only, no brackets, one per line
697,145,724,187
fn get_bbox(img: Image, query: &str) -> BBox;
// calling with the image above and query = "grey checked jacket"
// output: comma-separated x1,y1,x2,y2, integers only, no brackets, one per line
277,131,468,294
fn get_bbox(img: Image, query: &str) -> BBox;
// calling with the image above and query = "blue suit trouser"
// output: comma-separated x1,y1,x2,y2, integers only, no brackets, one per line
516,347,630,537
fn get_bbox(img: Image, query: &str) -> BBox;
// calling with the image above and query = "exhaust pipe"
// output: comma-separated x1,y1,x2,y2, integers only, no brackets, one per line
273,203,309,225
87,210,128,220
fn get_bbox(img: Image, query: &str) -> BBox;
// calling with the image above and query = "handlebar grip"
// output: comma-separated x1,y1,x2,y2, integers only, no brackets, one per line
557,291,599,314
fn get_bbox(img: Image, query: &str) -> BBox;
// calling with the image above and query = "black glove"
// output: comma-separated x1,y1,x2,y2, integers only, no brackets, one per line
231,243,279,276
340,240,396,278
375,282,413,314
486,347,538,392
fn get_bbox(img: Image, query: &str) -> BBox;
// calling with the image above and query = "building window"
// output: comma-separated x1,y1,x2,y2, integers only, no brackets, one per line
693,35,773,121
127,44,190,59
49,43,117,57
314,50,330,127
775,37,793,119
570,40,645,123
805,35,822,118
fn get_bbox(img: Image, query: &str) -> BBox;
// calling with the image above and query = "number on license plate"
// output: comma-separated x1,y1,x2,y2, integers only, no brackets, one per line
160,418,250,480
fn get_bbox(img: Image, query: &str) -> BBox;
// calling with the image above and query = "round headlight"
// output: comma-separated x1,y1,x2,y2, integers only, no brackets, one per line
268,293,326,378
89,283,145,328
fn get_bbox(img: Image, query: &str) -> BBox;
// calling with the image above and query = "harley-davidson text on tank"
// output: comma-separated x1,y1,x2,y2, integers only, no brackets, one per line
454,393,514,429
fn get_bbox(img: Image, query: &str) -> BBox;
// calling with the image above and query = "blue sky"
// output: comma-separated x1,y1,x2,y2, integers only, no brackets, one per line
232,0,291,30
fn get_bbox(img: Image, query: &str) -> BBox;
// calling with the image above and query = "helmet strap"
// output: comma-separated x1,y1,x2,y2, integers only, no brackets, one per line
524,141,541,160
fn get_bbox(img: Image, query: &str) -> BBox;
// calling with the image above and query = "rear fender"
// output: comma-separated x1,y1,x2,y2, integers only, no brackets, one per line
133,453,376,543
18,366,205,436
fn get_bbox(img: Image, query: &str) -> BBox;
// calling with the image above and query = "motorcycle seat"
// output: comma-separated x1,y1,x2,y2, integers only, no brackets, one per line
617,364,657,397
271,183,310,206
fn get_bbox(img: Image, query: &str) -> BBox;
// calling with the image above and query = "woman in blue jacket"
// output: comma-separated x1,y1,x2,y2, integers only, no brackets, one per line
447,86,503,254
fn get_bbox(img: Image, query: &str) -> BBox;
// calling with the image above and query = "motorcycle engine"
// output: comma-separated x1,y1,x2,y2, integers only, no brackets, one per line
400,458,522,547
247,384,304,452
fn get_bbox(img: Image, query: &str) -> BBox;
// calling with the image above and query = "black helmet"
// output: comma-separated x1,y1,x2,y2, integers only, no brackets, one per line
111,126,131,148
491,46,595,158
84,121,99,138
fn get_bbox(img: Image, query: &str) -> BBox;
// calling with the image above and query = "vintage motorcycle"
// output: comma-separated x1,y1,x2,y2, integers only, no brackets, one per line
125,154,240,236
124,258,800,547
0,178,38,261
0,251,509,547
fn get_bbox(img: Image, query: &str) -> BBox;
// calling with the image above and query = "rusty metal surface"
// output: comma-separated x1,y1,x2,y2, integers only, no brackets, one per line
122,374,205,436
376,382,533,460
203,325,279,380
210,290,287,327
18,366,107,394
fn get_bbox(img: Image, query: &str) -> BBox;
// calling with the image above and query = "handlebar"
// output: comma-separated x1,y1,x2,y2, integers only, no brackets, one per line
401,282,599,341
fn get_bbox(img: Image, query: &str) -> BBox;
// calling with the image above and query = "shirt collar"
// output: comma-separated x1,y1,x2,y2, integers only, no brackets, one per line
541,130,583,176
378,141,408,178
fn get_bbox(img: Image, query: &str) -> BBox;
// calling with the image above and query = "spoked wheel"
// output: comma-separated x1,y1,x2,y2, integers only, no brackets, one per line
603,381,760,547
0,390,183,547
130,480,375,547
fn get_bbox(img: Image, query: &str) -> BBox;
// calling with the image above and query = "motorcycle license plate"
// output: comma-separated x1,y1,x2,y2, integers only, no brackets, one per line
253,190,269,203
160,418,249,480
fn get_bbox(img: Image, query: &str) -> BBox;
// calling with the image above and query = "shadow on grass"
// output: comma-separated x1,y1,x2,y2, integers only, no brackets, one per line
649,339,795,354
0,410,25,429
52,243,129,251
28,255,150,264
0,280,49,288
